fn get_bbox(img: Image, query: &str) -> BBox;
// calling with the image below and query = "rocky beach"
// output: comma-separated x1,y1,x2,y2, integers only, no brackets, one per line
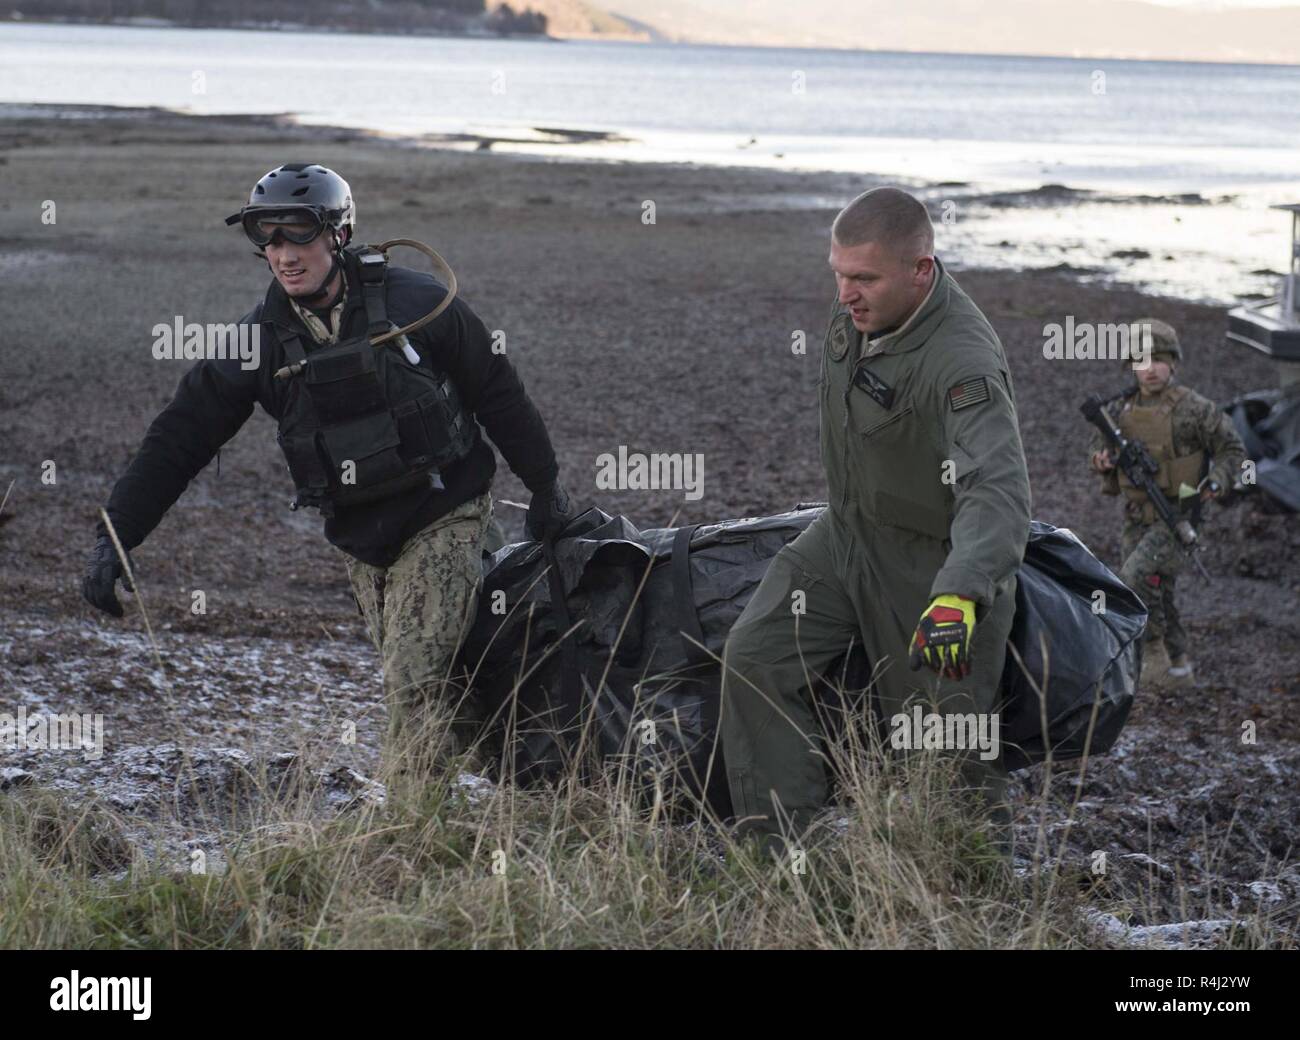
1,104,1297,946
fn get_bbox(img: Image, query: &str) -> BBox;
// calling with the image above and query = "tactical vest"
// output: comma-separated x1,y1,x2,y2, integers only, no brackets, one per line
274,245,477,516
1116,385,1205,523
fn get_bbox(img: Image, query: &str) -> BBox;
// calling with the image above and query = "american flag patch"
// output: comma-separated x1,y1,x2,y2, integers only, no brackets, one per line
948,376,990,412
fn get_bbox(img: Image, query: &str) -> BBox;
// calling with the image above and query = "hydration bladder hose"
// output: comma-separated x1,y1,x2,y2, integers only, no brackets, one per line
273,238,458,381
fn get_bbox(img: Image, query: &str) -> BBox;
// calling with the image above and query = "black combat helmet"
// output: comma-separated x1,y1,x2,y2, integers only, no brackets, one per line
226,163,355,249
227,163,355,302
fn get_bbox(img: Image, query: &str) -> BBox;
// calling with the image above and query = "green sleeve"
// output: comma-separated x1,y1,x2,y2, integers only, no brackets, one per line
930,362,1032,605
1201,397,1246,490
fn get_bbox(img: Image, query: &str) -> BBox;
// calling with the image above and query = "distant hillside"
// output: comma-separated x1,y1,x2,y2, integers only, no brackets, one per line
13,0,1296,59
2,0,625,38
591,0,1300,63
504,0,647,39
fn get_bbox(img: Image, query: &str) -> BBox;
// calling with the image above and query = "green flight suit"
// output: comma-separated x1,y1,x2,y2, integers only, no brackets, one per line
720,258,1032,853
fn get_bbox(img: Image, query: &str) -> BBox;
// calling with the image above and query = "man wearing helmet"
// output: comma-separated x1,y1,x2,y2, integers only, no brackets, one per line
82,163,576,788
1088,318,1244,687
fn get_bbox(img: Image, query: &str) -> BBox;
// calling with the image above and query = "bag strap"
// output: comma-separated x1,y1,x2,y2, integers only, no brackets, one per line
279,330,308,367
670,525,722,779
351,245,390,338
671,524,709,667
541,535,584,726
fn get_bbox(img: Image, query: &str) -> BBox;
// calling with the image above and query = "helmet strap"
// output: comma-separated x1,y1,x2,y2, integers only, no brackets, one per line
259,227,347,304
292,251,343,305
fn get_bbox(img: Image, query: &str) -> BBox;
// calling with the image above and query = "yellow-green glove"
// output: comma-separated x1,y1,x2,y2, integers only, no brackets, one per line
908,594,976,680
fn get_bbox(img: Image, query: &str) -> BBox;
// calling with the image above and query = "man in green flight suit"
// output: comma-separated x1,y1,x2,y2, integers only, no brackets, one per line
720,187,1031,859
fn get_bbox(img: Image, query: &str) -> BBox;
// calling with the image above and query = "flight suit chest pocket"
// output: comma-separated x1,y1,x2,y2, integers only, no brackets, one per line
861,404,914,439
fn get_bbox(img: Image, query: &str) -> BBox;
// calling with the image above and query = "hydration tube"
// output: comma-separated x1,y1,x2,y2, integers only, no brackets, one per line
273,238,458,381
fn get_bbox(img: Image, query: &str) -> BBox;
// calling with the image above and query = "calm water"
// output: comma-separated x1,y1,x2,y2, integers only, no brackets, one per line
3,23,1299,189
2,23,1299,301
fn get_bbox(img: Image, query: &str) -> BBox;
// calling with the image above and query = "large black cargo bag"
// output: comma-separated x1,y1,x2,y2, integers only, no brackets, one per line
456,506,1146,814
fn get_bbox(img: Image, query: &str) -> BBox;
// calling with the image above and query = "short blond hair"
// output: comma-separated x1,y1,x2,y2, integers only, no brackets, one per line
832,186,934,261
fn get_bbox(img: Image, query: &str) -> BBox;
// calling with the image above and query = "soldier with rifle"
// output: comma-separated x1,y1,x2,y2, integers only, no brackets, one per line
1083,319,1245,687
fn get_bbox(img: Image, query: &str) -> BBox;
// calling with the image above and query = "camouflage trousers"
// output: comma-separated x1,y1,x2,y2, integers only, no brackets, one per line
1119,520,1187,661
344,491,494,785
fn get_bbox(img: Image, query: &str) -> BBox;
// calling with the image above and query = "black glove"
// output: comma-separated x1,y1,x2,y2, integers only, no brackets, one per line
526,481,576,541
82,535,135,618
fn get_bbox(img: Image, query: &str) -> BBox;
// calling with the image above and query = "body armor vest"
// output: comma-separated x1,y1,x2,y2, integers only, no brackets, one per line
274,245,476,516
1116,385,1205,522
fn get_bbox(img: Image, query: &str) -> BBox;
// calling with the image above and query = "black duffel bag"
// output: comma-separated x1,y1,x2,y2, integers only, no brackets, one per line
455,506,1145,815
998,520,1146,770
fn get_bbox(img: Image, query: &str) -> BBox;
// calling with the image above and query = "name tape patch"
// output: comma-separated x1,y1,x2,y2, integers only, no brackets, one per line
948,376,990,412
853,366,896,410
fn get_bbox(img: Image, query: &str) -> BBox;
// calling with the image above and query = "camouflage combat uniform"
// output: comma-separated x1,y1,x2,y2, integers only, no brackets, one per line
91,239,558,801
344,492,494,778
1090,381,1244,664
291,296,497,780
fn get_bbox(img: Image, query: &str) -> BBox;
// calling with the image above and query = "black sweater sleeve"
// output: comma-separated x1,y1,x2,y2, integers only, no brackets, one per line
97,352,259,550
412,287,559,494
